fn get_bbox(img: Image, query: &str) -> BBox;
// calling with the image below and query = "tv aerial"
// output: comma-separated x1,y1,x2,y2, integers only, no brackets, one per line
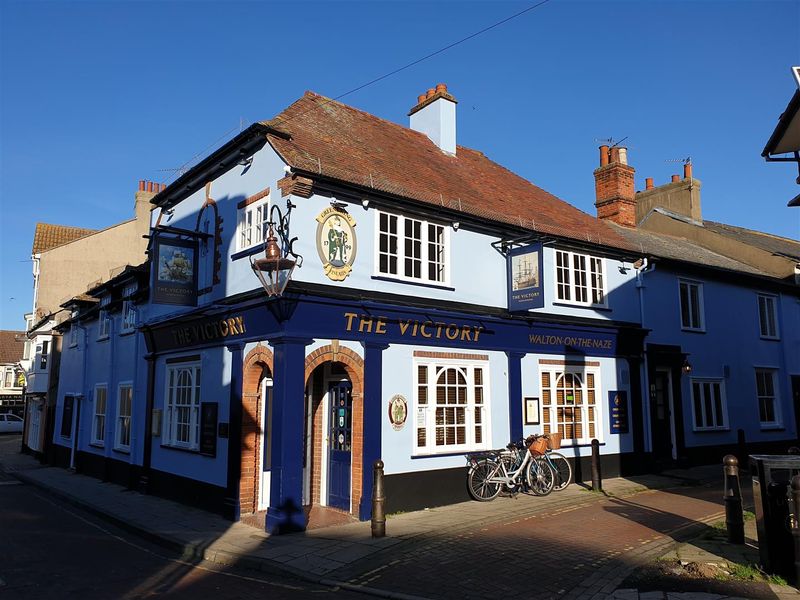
594,136,631,149
665,156,692,164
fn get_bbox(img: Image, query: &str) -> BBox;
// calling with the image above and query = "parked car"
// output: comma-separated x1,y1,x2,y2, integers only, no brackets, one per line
0,413,23,434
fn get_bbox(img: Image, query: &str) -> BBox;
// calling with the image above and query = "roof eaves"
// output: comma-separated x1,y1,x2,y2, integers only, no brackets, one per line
763,89,800,157
152,123,285,210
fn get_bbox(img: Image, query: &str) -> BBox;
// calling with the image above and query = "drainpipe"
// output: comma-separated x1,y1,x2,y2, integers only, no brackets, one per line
70,324,89,470
636,258,656,454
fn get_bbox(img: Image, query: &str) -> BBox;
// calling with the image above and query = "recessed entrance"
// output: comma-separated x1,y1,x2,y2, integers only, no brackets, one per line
303,344,364,522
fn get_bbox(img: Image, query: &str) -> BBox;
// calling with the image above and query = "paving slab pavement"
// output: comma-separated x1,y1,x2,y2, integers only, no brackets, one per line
2,440,797,600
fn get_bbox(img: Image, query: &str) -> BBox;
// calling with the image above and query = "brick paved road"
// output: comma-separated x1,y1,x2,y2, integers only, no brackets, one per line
333,484,725,600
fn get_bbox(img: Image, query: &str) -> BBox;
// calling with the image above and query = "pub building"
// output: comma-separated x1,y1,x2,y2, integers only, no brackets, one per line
52,85,682,533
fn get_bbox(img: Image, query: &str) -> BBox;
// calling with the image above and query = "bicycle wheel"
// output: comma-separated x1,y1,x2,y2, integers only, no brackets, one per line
527,457,555,496
467,459,502,501
548,452,573,491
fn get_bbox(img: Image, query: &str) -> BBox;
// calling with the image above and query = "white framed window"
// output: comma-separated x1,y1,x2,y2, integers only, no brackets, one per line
757,294,779,339
121,301,136,332
163,362,201,450
98,310,110,339
691,378,727,431
237,197,270,251
115,383,133,450
679,280,704,331
2,367,13,389
376,211,449,285
414,357,489,454
540,367,601,444
554,250,606,306
755,369,781,427
39,340,49,370
92,385,107,445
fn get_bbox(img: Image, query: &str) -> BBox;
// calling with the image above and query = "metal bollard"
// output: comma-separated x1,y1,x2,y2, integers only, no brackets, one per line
591,439,602,491
791,475,800,585
371,459,386,538
723,454,744,544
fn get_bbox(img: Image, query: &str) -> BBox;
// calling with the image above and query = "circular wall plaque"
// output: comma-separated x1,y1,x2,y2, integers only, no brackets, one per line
388,394,408,431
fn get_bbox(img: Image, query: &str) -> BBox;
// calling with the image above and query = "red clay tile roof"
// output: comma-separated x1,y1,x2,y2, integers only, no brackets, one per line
32,222,96,254
263,92,630,249
0,330,25,364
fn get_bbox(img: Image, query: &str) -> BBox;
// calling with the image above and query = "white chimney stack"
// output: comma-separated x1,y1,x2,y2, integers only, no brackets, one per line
409,83,457,155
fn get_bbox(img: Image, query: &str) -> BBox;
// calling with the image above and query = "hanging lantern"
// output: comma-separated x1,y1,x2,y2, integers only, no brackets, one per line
250,223,296,297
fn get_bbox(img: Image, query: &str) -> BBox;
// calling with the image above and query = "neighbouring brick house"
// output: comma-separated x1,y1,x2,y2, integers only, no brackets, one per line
0,330,25,416
47,84,799,535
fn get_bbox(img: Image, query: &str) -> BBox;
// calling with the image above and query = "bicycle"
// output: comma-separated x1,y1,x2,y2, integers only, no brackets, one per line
540,433,573,492
466,435,555,501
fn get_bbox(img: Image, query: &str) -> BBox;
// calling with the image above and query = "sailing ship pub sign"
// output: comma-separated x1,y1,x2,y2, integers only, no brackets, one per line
507,243,544,311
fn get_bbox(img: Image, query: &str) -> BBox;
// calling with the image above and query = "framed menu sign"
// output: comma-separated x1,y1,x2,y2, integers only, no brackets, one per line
200,402,218,457
608,391,629,434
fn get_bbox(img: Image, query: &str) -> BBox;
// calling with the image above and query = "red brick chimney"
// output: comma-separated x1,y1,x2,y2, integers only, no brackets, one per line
594,145,636,227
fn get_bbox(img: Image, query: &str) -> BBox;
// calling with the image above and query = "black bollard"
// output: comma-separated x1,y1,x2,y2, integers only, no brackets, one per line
723,455,744,544
792,475,800,585
591,439,602,491
371,459,386,538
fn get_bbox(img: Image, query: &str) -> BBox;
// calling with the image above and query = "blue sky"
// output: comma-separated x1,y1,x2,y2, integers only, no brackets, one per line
1,0,799,330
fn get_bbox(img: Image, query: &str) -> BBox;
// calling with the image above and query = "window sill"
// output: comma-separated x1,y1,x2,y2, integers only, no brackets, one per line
759,336,780,342
113,446,131,454
552,302,611,312
160,443,201,455
692,428,729,433
97,336,110,342
412,449,488,459
119,329,136,337
680,328,706,334
231,245,264,262
371,275,454,291
558,441,606,448
89,442,105,449
760,425,784,432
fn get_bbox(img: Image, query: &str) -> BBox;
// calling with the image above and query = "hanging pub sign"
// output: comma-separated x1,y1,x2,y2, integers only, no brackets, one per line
153,237,198,306
507,243,544,311
608,390,629,434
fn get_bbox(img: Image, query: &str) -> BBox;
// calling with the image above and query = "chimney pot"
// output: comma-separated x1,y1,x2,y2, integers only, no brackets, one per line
618,147,628,165
147,181,154,192
426,88,436,99
139,180,145,191
435,83,447,94
610,147,621,164
684,162,693,179
645,177,654,190
417,94,426,104
671,174,680,183
599,145,609,167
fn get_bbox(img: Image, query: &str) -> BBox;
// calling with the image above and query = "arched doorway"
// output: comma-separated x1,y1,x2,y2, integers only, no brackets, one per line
240,344,273,517
304,344,364,517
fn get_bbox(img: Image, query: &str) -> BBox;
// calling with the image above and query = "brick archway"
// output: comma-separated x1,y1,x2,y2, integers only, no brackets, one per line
240,344,274,516
304,345,365,515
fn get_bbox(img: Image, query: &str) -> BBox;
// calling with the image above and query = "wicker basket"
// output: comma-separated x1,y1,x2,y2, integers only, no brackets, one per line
529,437,548,457
546,432,562,450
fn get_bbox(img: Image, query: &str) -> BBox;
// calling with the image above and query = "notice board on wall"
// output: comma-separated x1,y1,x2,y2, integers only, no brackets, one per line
200,402,218,457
